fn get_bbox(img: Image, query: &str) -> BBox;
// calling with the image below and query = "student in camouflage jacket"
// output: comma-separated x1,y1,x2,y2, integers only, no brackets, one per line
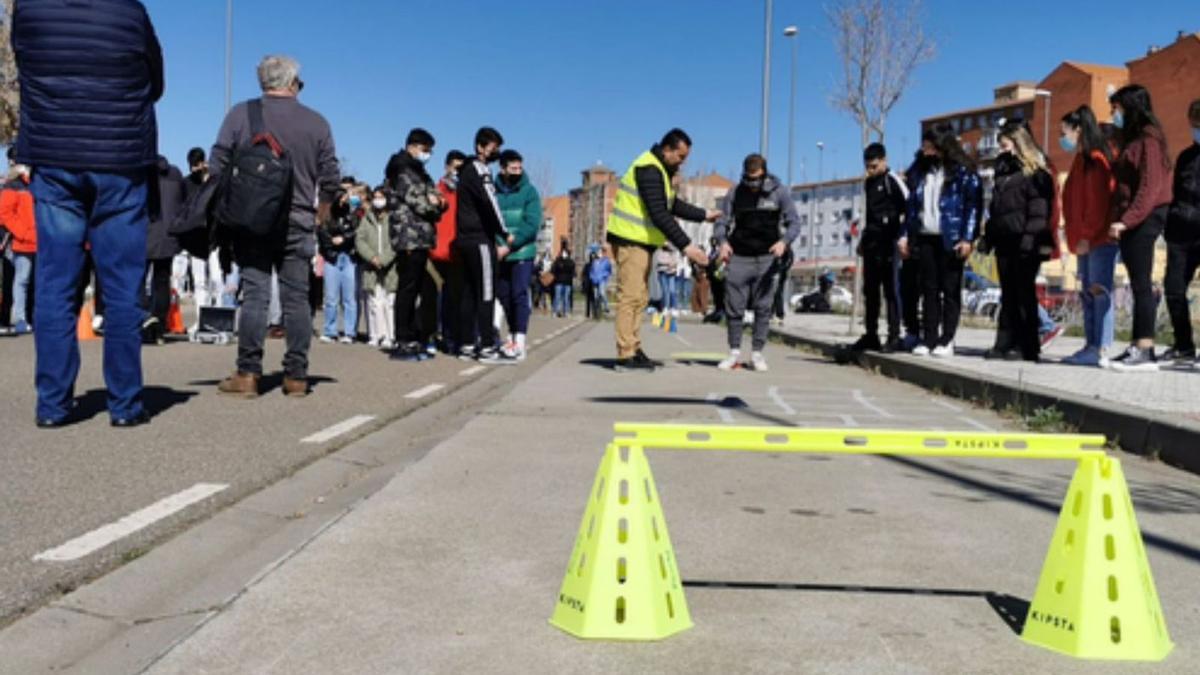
384,128,447,358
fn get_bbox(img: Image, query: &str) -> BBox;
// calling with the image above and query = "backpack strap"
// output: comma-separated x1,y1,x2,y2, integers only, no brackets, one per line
247,98,284,158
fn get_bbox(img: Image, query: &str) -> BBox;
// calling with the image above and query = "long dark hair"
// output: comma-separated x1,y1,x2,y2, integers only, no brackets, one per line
933,126,975,174
1061,105,1112,166
1109,84,1170,167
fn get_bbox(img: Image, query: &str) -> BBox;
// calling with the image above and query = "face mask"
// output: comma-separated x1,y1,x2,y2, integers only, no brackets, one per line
503,173,521,185
1112,110,1125,129
349,196,362,209
1059,136,1077,153
445,173,459,189
486,150,501,164
372,198,387,210
742,177,764,191
416,151,432,164
1193,128,1200,144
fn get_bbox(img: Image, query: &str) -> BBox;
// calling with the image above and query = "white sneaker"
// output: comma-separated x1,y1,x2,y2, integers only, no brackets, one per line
339,336,354,345
912,345,931,357
92,315,105,332
749,352,769,372
319,335,335,344
671,309,680,318
717,350,741,371
931,344,954,358
379,339,395,350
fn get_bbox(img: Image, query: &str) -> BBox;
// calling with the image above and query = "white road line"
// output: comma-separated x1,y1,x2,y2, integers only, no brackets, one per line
459,365,486,377
404,383,445,400
958,416,996,432
932,398,963,412
839,414,859,426
673,333,694,347
707,393,735,423
301,415,376,444
34,483,229,563
767,386,797,416
533,338,545,346
852,389,894,419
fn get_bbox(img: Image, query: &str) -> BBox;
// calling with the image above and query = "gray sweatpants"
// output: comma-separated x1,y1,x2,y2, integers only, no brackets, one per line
724,254,779,351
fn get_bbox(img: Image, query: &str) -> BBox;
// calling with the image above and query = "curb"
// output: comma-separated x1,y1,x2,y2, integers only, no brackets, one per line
770,327,1200,477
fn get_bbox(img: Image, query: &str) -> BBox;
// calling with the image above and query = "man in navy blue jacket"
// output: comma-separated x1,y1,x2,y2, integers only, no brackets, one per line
12,0,164,428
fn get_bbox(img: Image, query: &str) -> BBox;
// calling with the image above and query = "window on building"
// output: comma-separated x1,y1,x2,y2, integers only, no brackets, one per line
963,116,974,131
799,236,807,248
816,234,823,246
800,214,808,226
816,213,823,224
951,118,961,133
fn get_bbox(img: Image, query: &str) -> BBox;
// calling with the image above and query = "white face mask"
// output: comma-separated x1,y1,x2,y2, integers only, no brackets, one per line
417,151,432,164
372,198,387,210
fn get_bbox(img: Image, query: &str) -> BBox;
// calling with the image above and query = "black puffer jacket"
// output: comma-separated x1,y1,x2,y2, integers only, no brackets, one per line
146,156,186,260
986,153,1054,257
1167,143,1200,243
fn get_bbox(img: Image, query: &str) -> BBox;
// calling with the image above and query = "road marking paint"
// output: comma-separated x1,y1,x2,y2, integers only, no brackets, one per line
404,383,445,400
932,398,962,412
767,386,796,416
533,338,546,346
301,415,376,444
34,483,229,563
673,333,694,347
852,389,894,418
460,365,486,377
839,414,858,426
707,393,735,423
958,416,996,432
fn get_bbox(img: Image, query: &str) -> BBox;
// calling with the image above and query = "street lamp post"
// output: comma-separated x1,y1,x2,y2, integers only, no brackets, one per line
784,26,798,189
224,0,233,113
759,0,773,157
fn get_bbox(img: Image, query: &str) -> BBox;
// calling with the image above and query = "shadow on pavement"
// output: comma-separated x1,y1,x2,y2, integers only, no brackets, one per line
586,395,749,409
74,386,199,421
187,373,338,395
684,580,1028,636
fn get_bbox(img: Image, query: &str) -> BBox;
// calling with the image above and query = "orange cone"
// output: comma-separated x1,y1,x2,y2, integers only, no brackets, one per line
77,302,98,341
166,291,185,335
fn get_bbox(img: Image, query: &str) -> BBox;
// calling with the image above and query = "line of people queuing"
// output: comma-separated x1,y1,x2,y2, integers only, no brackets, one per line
848,86,1200,374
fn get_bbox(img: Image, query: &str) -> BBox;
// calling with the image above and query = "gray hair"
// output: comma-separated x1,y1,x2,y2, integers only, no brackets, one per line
257,55,301,92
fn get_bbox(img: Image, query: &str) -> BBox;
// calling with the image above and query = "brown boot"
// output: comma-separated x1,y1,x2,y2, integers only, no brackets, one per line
283,377,309,398
218,372,260,398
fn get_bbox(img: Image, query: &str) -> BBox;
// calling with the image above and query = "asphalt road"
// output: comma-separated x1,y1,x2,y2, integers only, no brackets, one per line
0,313,586,627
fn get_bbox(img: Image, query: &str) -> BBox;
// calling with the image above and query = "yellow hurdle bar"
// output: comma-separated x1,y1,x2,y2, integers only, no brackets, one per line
613,423,1108,461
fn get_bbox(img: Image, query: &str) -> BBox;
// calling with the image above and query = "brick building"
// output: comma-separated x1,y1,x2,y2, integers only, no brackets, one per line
540,195,571,257
566,163,619,262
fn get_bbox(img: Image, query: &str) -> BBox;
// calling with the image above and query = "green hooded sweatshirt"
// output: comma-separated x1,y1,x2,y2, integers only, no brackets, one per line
494,172,543,262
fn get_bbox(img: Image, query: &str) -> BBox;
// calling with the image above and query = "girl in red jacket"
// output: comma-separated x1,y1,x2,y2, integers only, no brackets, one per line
1059,106,1116,366
0,164,36,333
1107,85,1174,371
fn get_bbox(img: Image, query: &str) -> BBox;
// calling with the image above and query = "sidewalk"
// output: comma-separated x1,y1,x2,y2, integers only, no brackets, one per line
127,320,1199,674
774,313,1200,474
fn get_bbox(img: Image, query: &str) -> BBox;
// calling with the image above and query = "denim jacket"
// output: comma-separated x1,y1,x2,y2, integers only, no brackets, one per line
904,164,983,250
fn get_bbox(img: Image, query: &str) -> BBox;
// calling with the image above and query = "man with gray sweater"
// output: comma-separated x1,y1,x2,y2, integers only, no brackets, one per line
210,55,340,398
714,154,802,372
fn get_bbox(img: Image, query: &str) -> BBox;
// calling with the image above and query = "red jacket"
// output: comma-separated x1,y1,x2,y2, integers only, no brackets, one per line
430,178,458,263
1112,127,1173,228
0,175,36,254
1063,151,1115,251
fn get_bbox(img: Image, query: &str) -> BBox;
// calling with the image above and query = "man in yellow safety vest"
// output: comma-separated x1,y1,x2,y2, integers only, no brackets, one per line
606,128,721,371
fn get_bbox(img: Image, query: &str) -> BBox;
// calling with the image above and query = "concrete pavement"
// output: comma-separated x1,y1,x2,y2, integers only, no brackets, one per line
10,317,1190,673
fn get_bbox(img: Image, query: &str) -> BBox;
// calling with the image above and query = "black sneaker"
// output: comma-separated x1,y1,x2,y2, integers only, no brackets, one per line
1110,346,1158,372
850,334,882,352
389,342,424,361
478,347,518,366
1160,347,1196,369
458,345,478,361
615,353,657,372
635,349,664,367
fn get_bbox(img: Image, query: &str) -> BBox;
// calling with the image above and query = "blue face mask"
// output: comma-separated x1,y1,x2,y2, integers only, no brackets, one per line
1193,128,1200,145
1112,110,1124,129
1059,136,1077,153
349,196,361,209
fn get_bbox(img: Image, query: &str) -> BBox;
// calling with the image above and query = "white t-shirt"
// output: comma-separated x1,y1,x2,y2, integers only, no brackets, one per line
922,168,945,235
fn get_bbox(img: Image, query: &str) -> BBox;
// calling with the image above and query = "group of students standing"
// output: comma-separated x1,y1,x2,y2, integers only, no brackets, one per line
852,85,1200,373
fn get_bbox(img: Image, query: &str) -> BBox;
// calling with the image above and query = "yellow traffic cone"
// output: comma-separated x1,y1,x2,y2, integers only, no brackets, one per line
550,443,691,640
1022,455,1173,661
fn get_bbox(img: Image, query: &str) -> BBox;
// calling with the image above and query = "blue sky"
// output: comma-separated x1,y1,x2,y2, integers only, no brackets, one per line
146,0,1197,194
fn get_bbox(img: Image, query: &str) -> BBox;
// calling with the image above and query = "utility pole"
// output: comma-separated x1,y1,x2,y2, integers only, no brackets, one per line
224,0,233,112
759,0,773,158
784,25,798,188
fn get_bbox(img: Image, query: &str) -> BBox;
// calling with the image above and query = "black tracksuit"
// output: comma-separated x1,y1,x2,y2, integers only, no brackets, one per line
1165,142,1200,352
861,171,909,341
453,158,509,350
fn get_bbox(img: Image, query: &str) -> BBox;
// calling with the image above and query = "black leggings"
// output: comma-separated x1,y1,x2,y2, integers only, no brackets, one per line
1119,206,1166,342
394,249,433,344
917,235,963,348
994,251,1041,359
455,241,499,350
141,258,172,325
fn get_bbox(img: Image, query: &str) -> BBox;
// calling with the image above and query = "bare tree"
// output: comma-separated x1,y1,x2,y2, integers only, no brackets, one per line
526,158,556,198
828,0,935,333
1,0,19,146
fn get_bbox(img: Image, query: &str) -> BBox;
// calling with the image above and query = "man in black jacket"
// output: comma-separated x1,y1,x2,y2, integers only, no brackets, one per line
852,143,910,352
13,0,163,428
453,127,514,365
606,129,721,370
1162,99,1200,365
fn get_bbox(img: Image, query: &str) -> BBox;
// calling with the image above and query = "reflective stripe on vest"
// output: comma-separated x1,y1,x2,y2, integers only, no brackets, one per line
606,151,675,246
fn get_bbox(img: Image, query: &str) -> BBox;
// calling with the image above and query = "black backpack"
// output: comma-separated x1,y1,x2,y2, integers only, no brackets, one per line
216,99,293,239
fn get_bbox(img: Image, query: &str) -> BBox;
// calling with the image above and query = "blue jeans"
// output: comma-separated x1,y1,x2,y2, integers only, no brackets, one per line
498,259,534,333
32,167,148,422
658,272,677,311
676,276,692,310
594,280,609,313
1037,304,1055,336
10,251,34,326
1079,243,1118,350
554,283,572,316
322,252,358,337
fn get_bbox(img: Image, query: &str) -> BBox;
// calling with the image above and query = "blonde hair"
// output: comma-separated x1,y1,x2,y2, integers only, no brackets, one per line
1001,124,1048,177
